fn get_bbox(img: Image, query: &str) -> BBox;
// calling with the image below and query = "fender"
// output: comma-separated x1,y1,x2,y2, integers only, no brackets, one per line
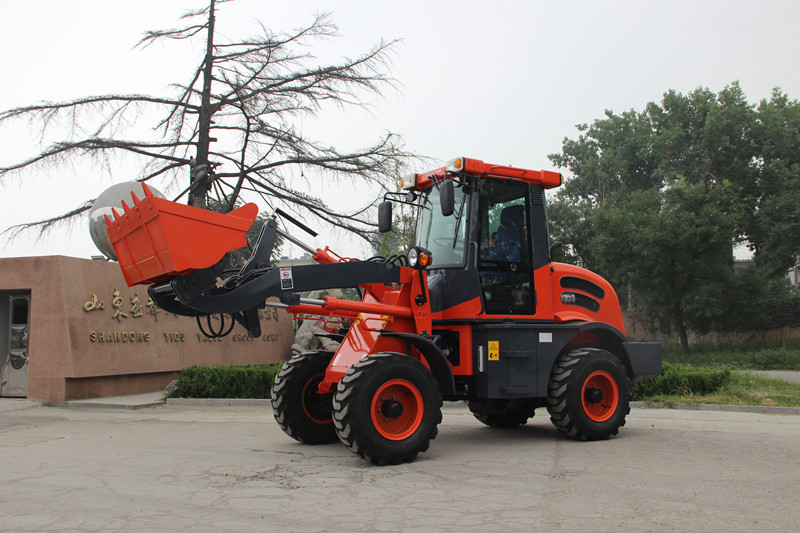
545,321,661,381
379,331,456,395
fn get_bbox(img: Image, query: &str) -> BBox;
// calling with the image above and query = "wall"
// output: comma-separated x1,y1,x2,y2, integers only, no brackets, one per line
623,309,800,350
0,256,293,402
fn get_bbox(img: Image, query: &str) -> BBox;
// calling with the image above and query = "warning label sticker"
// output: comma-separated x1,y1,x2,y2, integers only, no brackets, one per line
279,267,294,290
488,341,500,361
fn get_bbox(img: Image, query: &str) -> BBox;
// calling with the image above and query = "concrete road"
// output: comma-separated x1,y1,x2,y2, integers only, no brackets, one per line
749,370,800,384
2,399,799,532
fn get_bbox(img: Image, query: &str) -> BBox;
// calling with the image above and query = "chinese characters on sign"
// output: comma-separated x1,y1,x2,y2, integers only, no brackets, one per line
84,289,155,321
111,289,127,321
82,289,281,344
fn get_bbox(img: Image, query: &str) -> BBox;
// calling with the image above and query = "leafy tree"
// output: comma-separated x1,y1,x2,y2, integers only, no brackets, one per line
548,82,799,356
1,0,410,243
749,90,800,275
717,265,800,332
589,180,741,354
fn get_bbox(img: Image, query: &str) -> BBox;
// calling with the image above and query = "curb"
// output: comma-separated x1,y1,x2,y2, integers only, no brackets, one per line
162,398,800,415
166,398,271,406
61,399,166,410
630,401,800,415
51,396,800,415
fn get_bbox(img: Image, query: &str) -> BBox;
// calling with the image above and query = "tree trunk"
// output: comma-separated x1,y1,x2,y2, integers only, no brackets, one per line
189,0,216,208
674,307,690,357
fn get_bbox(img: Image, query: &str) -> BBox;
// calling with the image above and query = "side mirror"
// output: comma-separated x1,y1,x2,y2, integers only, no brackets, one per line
549,241,563,260
440,180,455,217
378,201,393,233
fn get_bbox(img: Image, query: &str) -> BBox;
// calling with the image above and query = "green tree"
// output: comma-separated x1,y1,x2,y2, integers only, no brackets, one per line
749,90,800,275
548,82,788,356
589,180,741,354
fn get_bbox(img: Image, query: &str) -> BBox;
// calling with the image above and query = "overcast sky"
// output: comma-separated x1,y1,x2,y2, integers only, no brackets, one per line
2,0,800,260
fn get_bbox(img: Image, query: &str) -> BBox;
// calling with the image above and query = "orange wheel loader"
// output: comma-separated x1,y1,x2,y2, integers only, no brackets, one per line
99,157,662,465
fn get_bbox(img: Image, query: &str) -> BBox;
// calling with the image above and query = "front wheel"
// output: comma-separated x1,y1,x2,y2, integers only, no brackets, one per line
271,351,337,444
332,353,442,465
547,348,630,441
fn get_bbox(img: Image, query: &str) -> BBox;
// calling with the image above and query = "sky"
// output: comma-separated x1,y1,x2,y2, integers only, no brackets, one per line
2,0,800,261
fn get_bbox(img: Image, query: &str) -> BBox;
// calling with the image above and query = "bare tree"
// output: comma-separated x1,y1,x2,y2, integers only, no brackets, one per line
0,0,410,242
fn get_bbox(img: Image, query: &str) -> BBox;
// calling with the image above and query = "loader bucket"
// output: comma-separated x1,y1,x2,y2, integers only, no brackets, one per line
104,183,258,286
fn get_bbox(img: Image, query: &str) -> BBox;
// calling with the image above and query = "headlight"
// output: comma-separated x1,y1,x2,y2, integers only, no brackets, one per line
408,247,419,267
407,246,432,269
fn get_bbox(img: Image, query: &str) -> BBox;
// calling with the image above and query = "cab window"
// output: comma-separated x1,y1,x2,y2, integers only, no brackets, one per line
478,180,534,315
415,182,468,267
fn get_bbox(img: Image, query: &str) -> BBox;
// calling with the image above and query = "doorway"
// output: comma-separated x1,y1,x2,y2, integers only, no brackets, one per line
1,292,30,397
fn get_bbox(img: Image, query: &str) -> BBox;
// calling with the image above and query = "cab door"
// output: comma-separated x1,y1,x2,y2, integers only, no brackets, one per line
476,179,535,316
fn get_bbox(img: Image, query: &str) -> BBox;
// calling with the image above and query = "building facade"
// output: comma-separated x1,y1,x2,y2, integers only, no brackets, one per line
0,256,293,403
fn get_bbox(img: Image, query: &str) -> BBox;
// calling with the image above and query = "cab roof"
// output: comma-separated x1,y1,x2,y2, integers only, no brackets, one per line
402,157,563,192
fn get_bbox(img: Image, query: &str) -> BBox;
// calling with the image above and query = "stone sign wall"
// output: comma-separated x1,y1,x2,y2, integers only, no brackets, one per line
0,256,293,403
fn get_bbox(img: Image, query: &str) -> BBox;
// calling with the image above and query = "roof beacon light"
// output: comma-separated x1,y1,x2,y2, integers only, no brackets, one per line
401,173,418,191
447,158,465,173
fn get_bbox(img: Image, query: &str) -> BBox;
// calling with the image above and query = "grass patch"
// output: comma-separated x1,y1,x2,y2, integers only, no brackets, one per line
168,363,283,399
664,345,800,370
635,371,800,408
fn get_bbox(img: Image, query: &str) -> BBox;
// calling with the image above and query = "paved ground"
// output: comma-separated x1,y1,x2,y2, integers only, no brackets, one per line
749,370,800,384
2,399,799,532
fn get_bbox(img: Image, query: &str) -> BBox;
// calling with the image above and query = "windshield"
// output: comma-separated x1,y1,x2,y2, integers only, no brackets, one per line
415,182,468,267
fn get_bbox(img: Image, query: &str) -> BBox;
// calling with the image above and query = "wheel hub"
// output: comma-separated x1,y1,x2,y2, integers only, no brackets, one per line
581,369,620,423
584,387,604,404
370,379,425,441
380,399,404,419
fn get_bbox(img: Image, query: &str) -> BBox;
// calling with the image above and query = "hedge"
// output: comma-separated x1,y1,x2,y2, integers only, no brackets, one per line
631,363,730,399
169,363,283,399
170,362,730,401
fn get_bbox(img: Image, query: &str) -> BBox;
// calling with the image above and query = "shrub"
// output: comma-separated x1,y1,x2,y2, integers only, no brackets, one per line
172,361,735,402
631,363,731,400
170,363,284,399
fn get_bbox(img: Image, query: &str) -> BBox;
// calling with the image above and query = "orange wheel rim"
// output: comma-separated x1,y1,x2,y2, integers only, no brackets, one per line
371,379,424,441
301,373,332,424
581,370,619,422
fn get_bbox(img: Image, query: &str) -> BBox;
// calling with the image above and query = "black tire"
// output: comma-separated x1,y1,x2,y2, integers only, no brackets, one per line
271,351,337,444
468,398,539,428
332,352,443,465
547,348,630,441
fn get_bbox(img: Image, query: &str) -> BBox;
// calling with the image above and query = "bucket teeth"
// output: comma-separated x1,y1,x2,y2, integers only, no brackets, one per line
112,207,121,221
121,200,130,213
130,191,141,204
142,183,153,197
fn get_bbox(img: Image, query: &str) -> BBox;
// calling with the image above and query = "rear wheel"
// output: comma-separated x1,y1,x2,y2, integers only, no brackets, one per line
332,352,442,465
271,351,337,444
547,348,630,441
468,398,539,428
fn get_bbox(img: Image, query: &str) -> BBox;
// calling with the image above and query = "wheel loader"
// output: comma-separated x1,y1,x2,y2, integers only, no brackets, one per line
98,156,662,465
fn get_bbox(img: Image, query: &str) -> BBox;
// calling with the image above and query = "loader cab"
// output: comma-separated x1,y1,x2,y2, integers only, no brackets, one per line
410,175,550,318
381,157,561,318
